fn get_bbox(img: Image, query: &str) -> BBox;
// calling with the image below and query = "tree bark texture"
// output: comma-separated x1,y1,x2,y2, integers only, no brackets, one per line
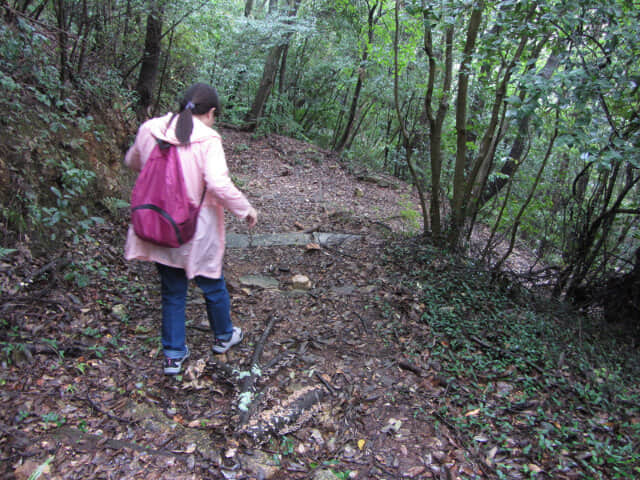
334,0,382,153
55,0,69,83
244,0,300,128
449,4,483,249
135,1,163,119
245,43,288,127
423,14,454,240
244,0,254,17
478,52,560,207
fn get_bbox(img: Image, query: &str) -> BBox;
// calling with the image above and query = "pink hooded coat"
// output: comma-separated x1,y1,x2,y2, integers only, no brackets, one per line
124,113,252,279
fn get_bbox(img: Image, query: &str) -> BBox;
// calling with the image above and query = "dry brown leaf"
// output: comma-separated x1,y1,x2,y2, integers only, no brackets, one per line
403,466,425,477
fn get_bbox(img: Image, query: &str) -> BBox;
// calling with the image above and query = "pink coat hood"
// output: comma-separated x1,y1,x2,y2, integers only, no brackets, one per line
124,113,252,279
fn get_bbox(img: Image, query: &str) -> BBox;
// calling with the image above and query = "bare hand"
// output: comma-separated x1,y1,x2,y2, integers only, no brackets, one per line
245,207,258,228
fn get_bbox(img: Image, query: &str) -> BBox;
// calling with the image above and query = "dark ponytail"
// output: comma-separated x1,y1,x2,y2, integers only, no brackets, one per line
172,83,221,144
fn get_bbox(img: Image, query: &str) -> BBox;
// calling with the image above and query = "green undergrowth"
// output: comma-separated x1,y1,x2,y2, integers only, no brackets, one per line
0,22,134,257
383,241,640,479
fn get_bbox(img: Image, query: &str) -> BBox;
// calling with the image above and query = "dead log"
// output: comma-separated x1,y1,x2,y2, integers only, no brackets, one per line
240,385,326,441
238,314,280,426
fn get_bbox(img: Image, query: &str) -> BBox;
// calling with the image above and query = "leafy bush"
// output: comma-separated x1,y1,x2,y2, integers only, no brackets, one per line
382,241,640,479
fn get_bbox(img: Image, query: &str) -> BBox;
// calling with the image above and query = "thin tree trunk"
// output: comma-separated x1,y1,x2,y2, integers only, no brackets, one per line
31,0,48,20
464,32,530,216
334,0,381,153
55,0,69,84
244,0,300,128
118,0,132,69
423,14,453,241
449,4,483,249
245,44,287,127
135,1,163,119
478,52,560,207
153,26,174,117
244,0,254,17
493,114,558,272
394,0,428,233
278,43,289,95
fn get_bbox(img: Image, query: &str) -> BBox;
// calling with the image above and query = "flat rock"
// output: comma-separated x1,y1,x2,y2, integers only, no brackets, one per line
239,275,279,289
227,232,359,248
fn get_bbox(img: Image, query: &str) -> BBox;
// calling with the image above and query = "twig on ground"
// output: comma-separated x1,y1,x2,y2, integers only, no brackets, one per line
398,359,424,377
315,372,337,396
303,222,323,233
83,394,136,424
22,256,71,288
470,335,545,375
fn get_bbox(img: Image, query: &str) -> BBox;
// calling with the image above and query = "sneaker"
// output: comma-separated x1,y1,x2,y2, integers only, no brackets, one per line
212,327,243,354
163,346,190,375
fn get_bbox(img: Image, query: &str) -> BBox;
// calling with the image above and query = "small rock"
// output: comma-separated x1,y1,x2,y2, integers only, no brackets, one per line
330,284,356,296
342,444,357,458
310,429,325,445
11,346,34,366
313,469,340,480
496,381,513,396
111,304,127,320
291,274,311,290
239,450,280,479
327,436,338,452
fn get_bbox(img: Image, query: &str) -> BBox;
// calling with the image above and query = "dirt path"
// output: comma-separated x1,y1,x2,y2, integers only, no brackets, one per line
1,129,480,479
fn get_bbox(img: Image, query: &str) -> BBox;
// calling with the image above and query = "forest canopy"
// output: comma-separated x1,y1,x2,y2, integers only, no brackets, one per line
1,0,638,323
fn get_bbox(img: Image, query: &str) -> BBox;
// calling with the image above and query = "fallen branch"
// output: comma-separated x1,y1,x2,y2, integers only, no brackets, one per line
315,372,337,396
250,314,279,368
470,335,545,375
21,256,71,289
398,359,424,377
238,314,280,426
303,222,323,234
240,385,326,441
83,394,136,425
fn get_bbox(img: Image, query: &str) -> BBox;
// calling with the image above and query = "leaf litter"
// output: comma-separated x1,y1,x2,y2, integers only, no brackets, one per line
1,128,639,479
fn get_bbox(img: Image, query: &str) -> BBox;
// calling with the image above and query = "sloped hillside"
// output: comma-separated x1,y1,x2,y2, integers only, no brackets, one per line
1,120,639,479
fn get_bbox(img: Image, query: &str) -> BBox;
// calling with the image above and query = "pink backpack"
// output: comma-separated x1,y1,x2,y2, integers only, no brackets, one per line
130,140,205,248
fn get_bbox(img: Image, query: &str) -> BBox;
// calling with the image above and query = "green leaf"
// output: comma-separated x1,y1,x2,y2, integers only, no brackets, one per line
0,248,17,260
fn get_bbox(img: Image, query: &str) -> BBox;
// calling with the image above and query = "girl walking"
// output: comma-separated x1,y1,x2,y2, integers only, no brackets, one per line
124,83,257,375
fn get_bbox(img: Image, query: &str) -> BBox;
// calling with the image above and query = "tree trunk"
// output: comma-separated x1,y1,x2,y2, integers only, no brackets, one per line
31,0,48,20
334,0,381,153
449,5,483,249
464,31,531,218
244,0,254,16
423,13,454,241
244,0,300,128
478,52,561,207
278,43,289,95
135,1,163,120
244,43,287,127
55,0,69,84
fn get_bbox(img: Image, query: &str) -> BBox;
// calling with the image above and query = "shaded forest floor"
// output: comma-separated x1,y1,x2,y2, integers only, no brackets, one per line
1,128,639,479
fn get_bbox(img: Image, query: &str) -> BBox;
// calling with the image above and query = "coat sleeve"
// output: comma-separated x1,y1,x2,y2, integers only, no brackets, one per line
201,137,253,218
124,124,148,172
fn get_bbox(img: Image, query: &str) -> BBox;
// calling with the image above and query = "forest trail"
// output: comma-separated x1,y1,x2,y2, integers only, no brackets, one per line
2,128,638,480
3,128,461,479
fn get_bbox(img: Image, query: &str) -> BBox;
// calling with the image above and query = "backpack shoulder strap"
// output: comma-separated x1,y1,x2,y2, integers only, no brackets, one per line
159,139,207,207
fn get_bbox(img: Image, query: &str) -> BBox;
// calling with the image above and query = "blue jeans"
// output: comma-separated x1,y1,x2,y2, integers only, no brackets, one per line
156,263,233,359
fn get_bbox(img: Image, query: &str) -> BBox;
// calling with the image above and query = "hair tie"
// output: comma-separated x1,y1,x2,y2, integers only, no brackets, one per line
185,101,195,111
